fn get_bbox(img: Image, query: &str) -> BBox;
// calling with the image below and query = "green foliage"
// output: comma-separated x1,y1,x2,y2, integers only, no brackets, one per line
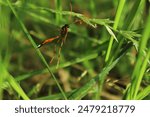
0,0,149,100
125,13,150,99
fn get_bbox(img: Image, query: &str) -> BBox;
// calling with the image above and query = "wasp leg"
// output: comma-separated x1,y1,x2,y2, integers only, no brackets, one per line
50,44,57,64
56,41,64,68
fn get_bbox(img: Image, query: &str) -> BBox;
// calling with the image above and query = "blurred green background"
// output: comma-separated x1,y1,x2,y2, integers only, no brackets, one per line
0,0,150,100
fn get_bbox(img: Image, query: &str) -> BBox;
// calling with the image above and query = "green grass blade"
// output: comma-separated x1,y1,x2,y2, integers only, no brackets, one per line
105,25,118,42
123,0,142,29
55,0,62,24
0,62,29,100
136,85,150,100
15,51,99,82
0,62,7,99
105,0,143,65
7,74,30,100
126,12,150,99
105,0,126,62
36,90,77,100
6,0,67,100
68,56,122,99
128,50,150,99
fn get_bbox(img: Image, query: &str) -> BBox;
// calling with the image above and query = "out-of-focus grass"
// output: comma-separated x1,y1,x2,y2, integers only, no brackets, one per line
125,11,150,100
105,0,125,62
0,0,149,100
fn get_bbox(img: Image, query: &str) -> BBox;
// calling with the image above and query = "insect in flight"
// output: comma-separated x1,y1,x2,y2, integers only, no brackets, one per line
37,24,70,67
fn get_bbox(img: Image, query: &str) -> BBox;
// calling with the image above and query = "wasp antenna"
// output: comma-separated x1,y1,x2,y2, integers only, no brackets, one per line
68,0,73,23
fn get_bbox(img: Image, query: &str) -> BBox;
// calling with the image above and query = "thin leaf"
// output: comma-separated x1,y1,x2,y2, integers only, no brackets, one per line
137,85,150,100
105,25,118,42
68,56,122,99
16,52,99,81
0,62,29,100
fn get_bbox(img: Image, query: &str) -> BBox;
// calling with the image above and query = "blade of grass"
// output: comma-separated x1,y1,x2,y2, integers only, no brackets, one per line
15,51,100,82
55,0,62,24
89,0,96,17
105,25,118,42
123,0,142,30
0,4,11,99
126,12,150,99
0,62,29,100
0,62,7,99
7,74,30,100
68,54,124,100
97,42,133,99
105,0,126,62
36,89,77,100
136,85,150,100
6,0,67,100
106,0,143,70
128,50,150,99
